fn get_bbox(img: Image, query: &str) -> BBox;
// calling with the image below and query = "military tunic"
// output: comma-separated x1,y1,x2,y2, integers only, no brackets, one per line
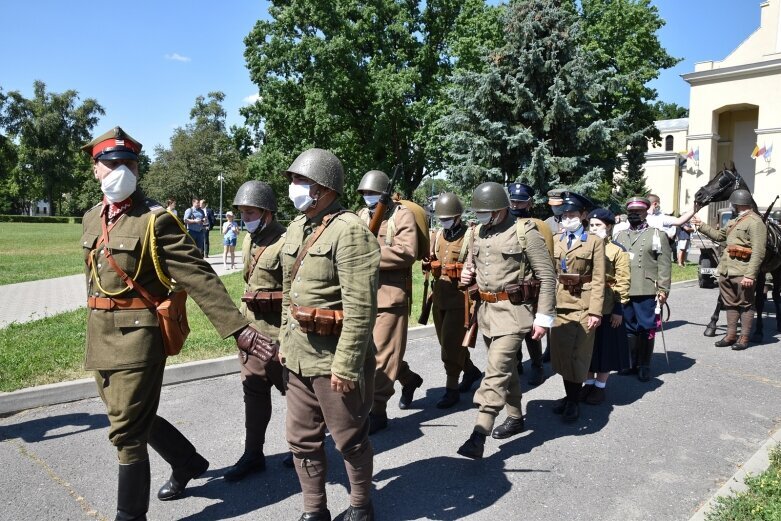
82,191,248,463
280,200,380,513
358,203,420,414
464,215,556,434
550,229,606,382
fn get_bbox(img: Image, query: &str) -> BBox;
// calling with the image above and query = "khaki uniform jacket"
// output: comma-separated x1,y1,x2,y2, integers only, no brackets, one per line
280,201,381,381
358,203,417,309
603,240,630,315
465,215,556,337
81,191,248,371
431,224,470,311
614,226,672,296
698,211,767,279
241,220,286,338
553,230,606,316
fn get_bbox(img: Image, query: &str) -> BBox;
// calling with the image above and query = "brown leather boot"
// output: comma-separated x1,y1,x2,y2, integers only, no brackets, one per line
733,310,755,350
732,335,751,351
715,310,739,347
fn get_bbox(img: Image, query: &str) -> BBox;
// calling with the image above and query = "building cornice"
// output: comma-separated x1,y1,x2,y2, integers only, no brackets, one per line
682,57,781,85
687,133,720,141
755,127,781,135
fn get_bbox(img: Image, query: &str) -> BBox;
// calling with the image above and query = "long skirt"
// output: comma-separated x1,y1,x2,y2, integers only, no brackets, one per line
589,314,631,373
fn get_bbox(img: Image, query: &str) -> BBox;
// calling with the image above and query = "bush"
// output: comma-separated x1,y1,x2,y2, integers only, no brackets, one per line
0,215,82,224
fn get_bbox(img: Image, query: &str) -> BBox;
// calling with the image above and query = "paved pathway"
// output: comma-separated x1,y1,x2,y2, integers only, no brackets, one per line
1,282,780,520
0,256,243,328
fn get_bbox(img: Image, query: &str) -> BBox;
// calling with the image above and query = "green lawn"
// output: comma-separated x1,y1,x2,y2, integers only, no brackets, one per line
0,223,84,284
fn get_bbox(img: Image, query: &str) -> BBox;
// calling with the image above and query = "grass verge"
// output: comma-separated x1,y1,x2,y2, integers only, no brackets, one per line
0,223,84,285
672,262,699,283
706,444,781,521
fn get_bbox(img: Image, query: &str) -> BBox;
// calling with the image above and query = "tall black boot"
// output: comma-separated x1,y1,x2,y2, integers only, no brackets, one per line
525,336,545,386
115,460,150,521
148,416,209,501
620,335,638,375
638,337,654,382
225,392,270,481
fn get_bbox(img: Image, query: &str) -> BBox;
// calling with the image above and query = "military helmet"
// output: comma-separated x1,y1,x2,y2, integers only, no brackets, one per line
233,180,277,212
729,189,753,206
285,148,344,195
471,182,510,212
358,170,389,194
771,209,781,221
434,192,464,218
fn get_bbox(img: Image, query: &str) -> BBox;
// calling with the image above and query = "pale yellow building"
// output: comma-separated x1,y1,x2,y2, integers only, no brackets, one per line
645,0,780,223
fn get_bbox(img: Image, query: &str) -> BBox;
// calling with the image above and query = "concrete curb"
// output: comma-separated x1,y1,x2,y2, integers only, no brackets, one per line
689,426,781,520
0,324,437,417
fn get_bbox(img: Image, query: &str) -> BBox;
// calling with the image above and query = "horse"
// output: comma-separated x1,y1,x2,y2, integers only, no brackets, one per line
693,163,781,342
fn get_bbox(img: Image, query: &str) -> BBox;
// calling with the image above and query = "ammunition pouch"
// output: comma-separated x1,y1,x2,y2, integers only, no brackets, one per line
505,279,542,305
558,273,592,296
726,244,752,261
291,305,344,336
430,260,442,278
467,284,480,301
242,290,283,314
442,262,464,279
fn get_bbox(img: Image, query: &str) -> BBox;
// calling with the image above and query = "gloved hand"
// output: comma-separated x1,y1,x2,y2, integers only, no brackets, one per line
236,325,279,362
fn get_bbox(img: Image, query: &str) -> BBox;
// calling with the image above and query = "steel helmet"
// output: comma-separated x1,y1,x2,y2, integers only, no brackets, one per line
434,192,464,218
729,189,753,206
232,180,277,212
357,170,389,194
285,148,344,195
471,182,510,212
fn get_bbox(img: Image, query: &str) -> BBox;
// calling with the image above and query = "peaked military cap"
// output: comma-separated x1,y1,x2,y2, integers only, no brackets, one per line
588,207,615,225
547,188,566,206
559,191,593,212
508,182,535,201
626,196,651,210
81,126,142,161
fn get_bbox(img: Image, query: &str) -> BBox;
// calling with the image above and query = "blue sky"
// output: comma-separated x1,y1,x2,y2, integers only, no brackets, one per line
0,0,763,155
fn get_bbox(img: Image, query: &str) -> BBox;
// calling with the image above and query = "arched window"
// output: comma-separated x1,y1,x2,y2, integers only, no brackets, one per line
665,135,674,151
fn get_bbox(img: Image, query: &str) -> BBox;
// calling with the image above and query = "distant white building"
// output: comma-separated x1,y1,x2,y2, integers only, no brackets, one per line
28,200,51,216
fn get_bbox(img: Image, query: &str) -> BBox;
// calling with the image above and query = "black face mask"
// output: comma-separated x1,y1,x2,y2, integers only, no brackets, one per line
510,208,531,218
627,214,644,226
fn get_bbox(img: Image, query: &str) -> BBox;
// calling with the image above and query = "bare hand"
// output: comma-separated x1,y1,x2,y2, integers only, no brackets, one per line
690,215,702,226
740,277,755,288
587,315,602,330
657,292,667,305
460,265,475,286
610,313,623,328
530,325,547,340
331,374,356,393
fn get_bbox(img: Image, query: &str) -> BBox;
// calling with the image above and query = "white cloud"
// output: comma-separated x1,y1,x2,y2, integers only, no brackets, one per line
243,93,261,104
164,53,191,63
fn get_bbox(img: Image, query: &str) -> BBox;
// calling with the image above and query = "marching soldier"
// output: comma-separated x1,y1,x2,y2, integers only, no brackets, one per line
223,181,287,481
691,189,766,350
426,192,482,409
279,149,380,521
456,182,556,459
357,170,423,433
549,192,605,423
508,182,554,386
81,127,273,521
614,197,672,381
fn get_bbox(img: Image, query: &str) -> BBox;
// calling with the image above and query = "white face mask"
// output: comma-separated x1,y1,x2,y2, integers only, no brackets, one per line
244,217,264,233
363,194,381,208
592,228,607,239
475,212,493,225
561,216,582,232
289,183,314,212
101,164,137,203
440,218,455,230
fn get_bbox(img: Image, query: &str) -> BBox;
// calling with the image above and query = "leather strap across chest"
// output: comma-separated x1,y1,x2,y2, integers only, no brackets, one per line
246,229,284,282
291,211,346,281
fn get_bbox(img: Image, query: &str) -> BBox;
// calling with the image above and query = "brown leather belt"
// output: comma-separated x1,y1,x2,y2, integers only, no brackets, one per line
478,290,509,303
87,296,153,311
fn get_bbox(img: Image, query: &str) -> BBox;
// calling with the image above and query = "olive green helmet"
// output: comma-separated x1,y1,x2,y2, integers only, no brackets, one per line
434,192,464,218
471,182,510,212
771,210,781,221
358,170,389,194
729,189,753,206
285,148,344,195
232,180,277,212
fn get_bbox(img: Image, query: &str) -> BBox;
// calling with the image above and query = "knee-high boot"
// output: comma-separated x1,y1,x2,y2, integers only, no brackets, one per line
638,337,654,382
115,459,150,521
224,392,271,481
733,309,755,350
620,335,639,375
148,416,209,500
715,310,739,347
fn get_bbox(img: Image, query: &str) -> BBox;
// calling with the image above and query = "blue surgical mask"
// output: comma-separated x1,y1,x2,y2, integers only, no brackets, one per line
363,194,381,208
475,212,493,226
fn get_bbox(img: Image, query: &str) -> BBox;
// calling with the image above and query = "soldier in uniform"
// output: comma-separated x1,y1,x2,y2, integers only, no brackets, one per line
508,182,554,386
614,197,672,381
426,192,482,409
691,189,767,350
279,149,380,521
549,192,605,423
81,127,274,520
456,182,556,459
223,181,287,481
357,170,423,433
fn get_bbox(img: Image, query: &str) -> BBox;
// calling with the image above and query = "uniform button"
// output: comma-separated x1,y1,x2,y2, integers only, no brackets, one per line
94,292,99,296
83,241,88,245
291,324,296,329
134,320,140,325
294,292,299,298
297,276,301,281
119,243,124,248
97,264,102,268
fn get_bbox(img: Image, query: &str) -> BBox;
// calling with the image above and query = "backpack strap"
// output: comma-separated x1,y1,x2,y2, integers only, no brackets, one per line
385,205,400,246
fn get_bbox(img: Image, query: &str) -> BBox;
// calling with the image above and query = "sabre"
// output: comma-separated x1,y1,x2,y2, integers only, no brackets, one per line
646,276,670,367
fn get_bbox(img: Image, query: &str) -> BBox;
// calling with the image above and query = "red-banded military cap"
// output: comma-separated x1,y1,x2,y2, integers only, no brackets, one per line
626,196,651,210
81,126,142,161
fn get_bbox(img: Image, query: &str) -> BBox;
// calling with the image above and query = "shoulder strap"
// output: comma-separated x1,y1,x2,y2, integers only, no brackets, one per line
458,225,472,263
515,218,530,249
385,205,400,246
433,229,443,260
291,211,346,280
246,229,284,282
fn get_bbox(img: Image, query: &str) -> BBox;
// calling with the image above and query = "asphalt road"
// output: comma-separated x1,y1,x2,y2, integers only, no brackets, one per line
1,281,780,521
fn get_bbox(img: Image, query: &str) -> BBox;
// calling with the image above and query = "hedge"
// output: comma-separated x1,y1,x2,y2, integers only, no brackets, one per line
0,215,82,224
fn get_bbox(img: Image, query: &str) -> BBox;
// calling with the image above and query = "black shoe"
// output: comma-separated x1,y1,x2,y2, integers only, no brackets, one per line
562,400,580,423
157,453,209,501
368,411,388,435
579,384,595,402
637,366,651,382
282,452,295,468
458,366,482,393
527,365,545,386
552,397,568,415
223,451,265,482
457,431,486,459
491,416,525,439
585,386,605,405
399,373,423,409
343,503,375,521
436,388,460,409
732,336,750,351
298,510,331,521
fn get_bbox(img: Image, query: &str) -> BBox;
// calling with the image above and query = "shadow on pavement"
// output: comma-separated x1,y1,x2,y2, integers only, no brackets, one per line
0,412,109,443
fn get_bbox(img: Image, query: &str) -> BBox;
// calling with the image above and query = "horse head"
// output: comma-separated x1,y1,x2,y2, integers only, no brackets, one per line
693,162,747,210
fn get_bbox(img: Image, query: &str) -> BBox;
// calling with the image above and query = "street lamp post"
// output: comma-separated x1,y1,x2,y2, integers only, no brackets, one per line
218,174,225,231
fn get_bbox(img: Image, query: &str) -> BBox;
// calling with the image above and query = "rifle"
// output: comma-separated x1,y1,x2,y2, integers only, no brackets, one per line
762,195,779,222
417,268,433,325
368,164,403,237
462,284,479,348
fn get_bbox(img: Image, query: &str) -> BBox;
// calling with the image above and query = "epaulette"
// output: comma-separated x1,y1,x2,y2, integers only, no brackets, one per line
611,240,627,252
144,198,164,211
523,219,538,232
